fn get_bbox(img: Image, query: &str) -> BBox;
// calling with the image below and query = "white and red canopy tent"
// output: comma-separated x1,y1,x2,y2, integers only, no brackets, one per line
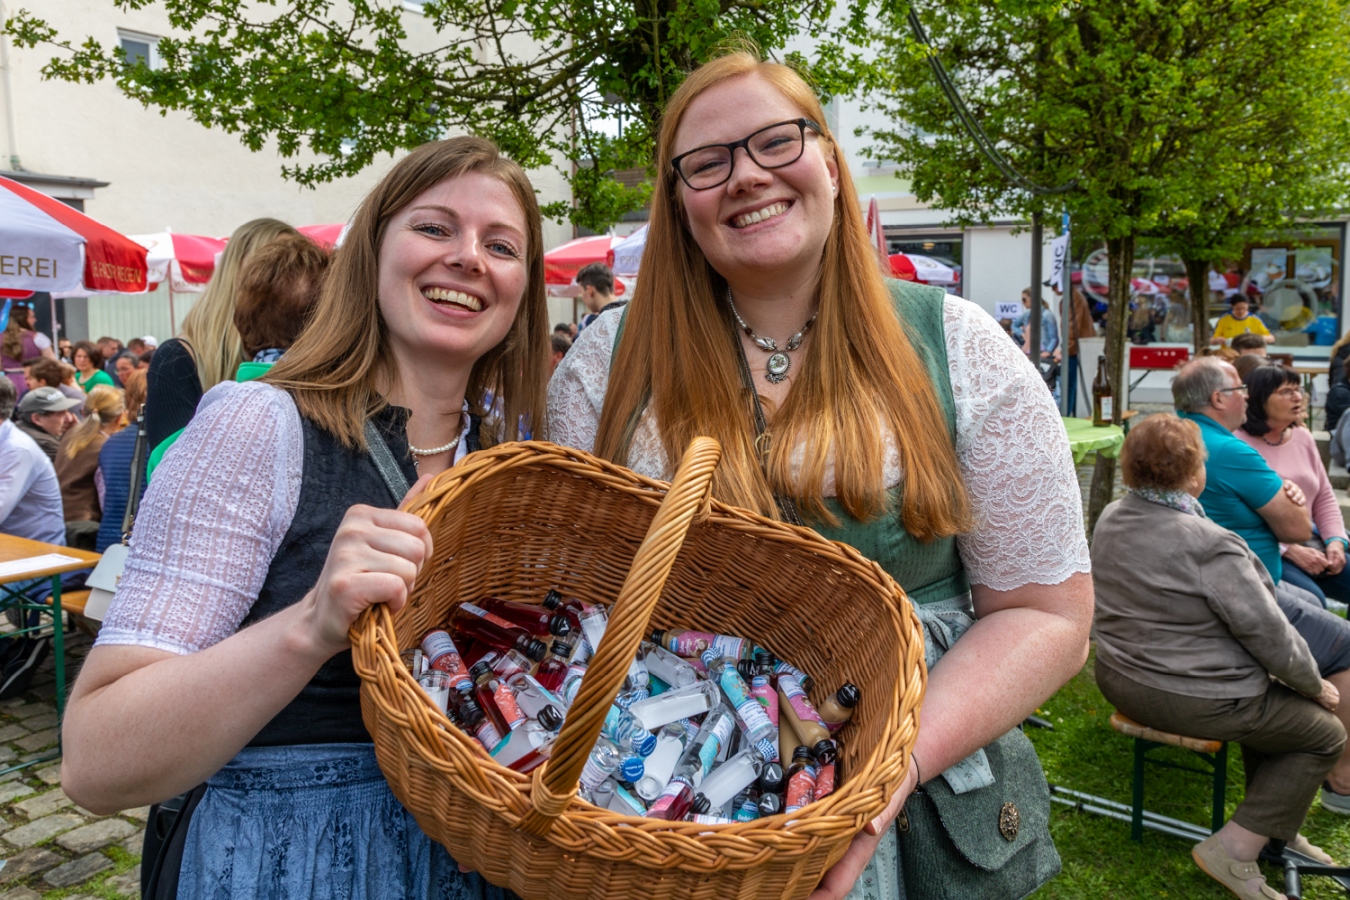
132,232,228,293
544,235,627,298
0,175,148,295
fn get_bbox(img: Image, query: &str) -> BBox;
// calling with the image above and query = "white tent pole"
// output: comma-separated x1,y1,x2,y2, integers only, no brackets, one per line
168,283,177,336
49,293,57,350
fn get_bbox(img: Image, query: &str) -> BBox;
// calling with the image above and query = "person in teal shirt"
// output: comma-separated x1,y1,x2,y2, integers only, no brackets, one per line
1174,357,1311,582
1175,356,1350,816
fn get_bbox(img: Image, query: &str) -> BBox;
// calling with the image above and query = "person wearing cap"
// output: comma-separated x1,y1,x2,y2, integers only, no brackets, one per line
14,386,81,463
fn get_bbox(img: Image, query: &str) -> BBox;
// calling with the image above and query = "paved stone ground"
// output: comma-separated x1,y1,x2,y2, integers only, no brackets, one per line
0,631,145,899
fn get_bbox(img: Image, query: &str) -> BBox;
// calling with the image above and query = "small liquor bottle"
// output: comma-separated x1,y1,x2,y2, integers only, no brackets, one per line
692,747,764,815
489,706,564,772
601,705,658,757
641,641,698,688
818,683,860,734
420,629,473,692
541,589,585,632
702,650,775,745
452,603,548,662
478,596,574,639
776,672,829,747
784,745,818,814
636,722,691,801
470,661,527,734
626,680,719,732
534,639,574,693
812,739,838,799
751,651,779,730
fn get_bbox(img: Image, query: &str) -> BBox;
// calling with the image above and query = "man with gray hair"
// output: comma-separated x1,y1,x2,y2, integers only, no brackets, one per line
0,377,65,546
1175,356,1350,813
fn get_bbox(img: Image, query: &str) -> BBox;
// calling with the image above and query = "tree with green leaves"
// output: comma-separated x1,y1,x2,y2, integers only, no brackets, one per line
6,0,865,229
863,0,1350,528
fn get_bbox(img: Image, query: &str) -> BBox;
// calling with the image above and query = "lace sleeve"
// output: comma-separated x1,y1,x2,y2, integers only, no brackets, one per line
546,309,623,454
945,298,1091,590
95,381,303,655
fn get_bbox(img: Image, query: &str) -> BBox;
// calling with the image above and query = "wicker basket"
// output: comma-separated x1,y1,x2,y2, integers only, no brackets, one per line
351,438,925,900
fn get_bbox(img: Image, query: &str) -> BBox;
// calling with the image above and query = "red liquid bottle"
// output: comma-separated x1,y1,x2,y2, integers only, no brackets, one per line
452,603,548,662
471,661,527,733
535,639,574,693
479,597,574,639
542,589,585,633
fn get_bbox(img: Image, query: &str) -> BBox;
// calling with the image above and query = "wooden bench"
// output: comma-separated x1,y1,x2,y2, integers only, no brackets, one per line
42,589,90,618
1110,711,1228,842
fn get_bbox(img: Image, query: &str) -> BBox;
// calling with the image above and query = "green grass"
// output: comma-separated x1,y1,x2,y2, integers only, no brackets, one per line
1029,652,1350,898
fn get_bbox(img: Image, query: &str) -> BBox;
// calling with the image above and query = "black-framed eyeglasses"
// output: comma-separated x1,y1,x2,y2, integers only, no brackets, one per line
1217,385,1249,396
671,118,823,190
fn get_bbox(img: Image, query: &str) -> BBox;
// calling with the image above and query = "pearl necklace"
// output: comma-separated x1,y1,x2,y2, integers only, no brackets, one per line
408,424,464,473
726,289,818,384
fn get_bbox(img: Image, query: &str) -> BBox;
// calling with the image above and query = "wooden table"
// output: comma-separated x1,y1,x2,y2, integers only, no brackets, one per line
0,535,100,774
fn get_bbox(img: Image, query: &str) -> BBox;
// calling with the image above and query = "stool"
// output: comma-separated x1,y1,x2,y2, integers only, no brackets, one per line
1109,711,1228,842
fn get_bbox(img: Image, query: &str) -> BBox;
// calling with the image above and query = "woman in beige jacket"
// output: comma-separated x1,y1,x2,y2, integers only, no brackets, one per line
1093,414,1344,900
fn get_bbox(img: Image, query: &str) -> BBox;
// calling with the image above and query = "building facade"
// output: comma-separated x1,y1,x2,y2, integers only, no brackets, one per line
0,0,574,342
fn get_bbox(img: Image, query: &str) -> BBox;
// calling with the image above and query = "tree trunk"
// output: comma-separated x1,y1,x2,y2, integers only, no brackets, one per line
1087,234,1135,535
1183,257,1211,357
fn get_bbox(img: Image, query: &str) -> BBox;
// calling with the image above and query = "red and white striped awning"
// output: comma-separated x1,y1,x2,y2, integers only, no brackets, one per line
0,175,148,293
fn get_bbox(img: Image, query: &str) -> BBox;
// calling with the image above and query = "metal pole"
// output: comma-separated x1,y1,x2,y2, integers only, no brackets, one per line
1029,210,1043,367
1060,212,1073,416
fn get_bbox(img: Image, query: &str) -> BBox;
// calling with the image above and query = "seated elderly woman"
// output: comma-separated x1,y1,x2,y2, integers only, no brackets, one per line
1237,363,1350,606
1093,413,1345,900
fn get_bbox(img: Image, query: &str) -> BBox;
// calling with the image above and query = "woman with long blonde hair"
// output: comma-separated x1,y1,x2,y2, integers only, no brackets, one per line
61,137,547,898
549,51,1093,899
143,217,297,450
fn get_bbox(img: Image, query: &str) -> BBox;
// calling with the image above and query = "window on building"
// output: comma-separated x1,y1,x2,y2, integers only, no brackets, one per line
118,31,162,69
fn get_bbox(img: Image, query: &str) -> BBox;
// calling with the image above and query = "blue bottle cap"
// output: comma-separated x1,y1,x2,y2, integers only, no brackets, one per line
633,730,658,757
619,755,646,782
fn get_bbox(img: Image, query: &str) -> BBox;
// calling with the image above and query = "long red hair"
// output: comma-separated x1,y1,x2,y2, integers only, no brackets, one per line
594,52,970,539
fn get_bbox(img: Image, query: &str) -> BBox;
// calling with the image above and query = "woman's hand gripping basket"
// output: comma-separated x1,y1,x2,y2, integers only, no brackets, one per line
351,438,925,900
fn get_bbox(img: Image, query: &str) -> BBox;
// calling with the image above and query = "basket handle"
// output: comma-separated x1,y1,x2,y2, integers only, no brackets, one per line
517,436,722,835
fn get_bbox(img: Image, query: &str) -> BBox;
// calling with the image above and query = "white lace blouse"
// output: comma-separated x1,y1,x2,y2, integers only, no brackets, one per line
549,297,1091,592
95,381,472,656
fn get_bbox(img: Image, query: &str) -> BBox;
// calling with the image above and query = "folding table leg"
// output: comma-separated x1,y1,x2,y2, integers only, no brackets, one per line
1211,743,1228,834
1132,739,1147,842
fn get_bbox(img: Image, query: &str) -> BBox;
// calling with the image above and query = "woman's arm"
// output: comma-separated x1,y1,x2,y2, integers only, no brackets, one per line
62,502,432,814
144,339,203,449
915,574,1092,775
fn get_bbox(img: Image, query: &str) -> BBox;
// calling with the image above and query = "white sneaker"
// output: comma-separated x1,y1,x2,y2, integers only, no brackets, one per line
1322,783,1350,814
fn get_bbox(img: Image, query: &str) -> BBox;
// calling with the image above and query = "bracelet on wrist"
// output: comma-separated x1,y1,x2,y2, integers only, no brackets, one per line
1327,537,1349,551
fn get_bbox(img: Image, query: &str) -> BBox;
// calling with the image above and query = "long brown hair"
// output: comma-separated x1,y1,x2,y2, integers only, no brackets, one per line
265,137,549,449
594,52,969,538
1,312,26,361
182,218,297,392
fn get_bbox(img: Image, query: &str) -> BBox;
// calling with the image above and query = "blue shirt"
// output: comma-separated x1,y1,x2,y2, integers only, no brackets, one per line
1180,410,1284,580
0,420,65,546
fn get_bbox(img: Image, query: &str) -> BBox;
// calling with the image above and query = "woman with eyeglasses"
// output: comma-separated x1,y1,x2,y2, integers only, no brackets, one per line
1238,364,1350,605
548,50,1091,900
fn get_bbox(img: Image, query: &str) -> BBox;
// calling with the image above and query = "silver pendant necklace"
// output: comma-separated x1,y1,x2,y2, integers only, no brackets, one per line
726,289,818,384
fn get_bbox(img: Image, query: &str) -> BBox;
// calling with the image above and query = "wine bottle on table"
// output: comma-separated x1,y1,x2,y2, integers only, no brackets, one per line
1093,354,1113,426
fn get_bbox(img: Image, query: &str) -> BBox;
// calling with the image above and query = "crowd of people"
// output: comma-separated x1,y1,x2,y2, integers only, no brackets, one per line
13,41,1348,900
0,49,1105,900
1092,332,1350,897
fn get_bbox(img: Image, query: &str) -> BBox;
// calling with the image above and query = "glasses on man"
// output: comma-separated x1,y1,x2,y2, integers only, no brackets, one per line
671,118,824,190
1216,385,1249,396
